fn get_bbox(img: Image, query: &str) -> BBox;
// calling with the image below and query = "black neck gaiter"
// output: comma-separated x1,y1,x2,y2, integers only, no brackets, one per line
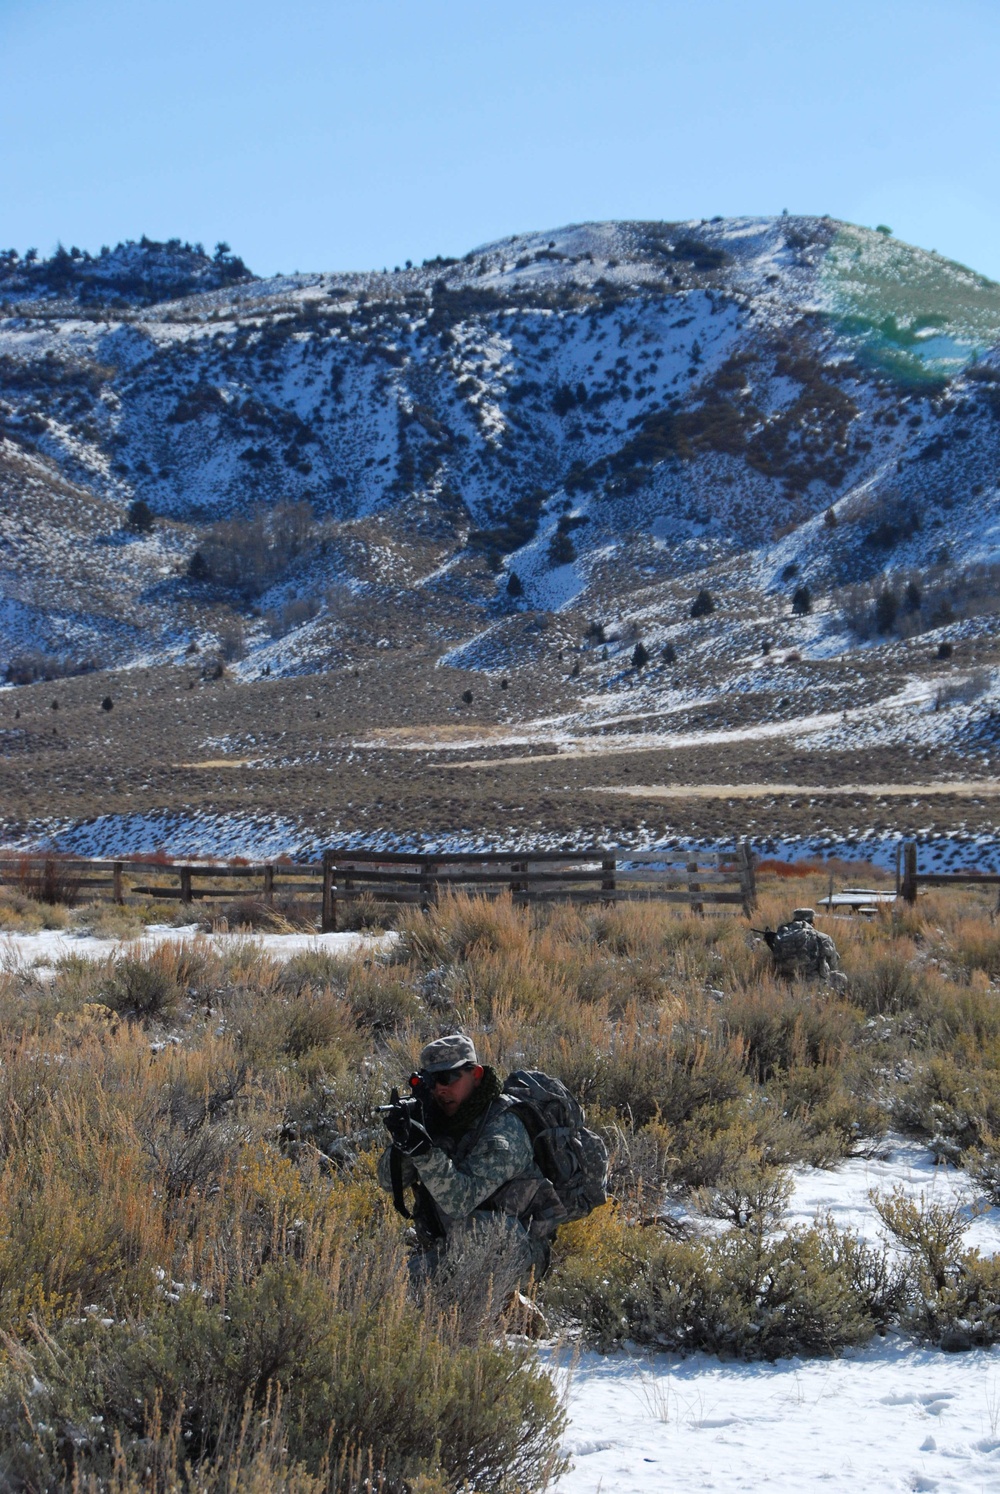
428,1065,502,1142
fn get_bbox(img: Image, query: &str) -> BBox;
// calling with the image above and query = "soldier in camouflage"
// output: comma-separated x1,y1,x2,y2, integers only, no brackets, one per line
377,1034,565,1286
764,908,842,981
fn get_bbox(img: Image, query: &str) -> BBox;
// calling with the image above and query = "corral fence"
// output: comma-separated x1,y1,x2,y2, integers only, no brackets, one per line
0,855,323,913
900,841,1000,903
0,840,757,929
320,843,757,929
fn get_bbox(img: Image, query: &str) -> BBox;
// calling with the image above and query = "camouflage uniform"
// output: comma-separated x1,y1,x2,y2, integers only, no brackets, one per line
378,1038,565,1283
766,917,841,979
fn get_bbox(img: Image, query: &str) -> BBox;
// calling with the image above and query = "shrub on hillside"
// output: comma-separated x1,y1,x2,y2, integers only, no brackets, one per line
0,1259,565,1492
100,953,182,1021
864,495,922,551
690,588,715,618
548,522,577,567
544,1204,887,1358
195,501,318,597
14,856,80,907
126,498,154,533
266,594,321,638
871,1187,1000,1346
5,651,98,685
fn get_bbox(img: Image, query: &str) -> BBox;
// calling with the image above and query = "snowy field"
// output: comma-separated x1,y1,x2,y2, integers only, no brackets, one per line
557,1342,1000,1493
0,923,395,973
554,1141,1000,1494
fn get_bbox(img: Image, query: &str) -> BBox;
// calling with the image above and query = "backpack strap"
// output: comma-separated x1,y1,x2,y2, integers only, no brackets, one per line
389,1146,412,1219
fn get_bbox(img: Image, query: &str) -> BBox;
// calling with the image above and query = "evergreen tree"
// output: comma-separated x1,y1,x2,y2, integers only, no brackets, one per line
126,498,154,534
548,529,577,566
875,587,898,634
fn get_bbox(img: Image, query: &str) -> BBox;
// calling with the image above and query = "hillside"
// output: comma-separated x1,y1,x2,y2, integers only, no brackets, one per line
2,217,1000,856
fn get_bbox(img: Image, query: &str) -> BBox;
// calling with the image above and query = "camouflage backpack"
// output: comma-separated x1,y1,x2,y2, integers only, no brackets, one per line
502,1069,609,1222
766,918,840,978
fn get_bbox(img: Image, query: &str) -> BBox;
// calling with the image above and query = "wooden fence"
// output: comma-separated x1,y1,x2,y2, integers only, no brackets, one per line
320,843,756,929
0,855,323,912
0,841,757,930
900,841,1000,903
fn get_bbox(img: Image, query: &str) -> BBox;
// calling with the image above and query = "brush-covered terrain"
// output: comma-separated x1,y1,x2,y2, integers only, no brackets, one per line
3,219,1000,855
1,877,1000,1489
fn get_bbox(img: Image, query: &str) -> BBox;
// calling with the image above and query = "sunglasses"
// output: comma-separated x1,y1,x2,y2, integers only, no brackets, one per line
422,1066,471,1089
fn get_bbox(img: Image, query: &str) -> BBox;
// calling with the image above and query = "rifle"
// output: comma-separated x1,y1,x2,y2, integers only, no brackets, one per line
750,927,778,949
378,1075,433,1218
376,1072,430,1129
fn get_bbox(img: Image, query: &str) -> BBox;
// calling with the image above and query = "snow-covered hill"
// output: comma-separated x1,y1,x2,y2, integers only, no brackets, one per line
2,216,1000,766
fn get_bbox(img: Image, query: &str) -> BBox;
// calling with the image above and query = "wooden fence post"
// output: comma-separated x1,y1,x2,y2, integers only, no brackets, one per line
509,859,528,905
902,842,918,904
601,856,616,906
686,859,704,916
113,861,123,905
322,852,336,932
420,859,439,912
737,838,757,916
180,866,192,905
263,865,274,905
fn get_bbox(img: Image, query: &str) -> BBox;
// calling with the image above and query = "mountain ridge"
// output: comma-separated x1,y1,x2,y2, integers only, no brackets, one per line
2,215,1000,855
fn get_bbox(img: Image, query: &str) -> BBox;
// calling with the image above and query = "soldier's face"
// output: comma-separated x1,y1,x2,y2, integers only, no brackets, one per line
431,1064,482,1115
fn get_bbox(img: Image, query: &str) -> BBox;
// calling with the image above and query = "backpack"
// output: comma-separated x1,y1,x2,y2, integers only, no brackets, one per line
767,919,840,978
502,1069,609,1222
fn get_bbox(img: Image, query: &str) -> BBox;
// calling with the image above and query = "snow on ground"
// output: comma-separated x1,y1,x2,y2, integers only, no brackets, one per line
0,923,395,973
763,833,1000,874
8,811,1000,872
555,1341,1000,1493
553,1138,1000,1494
785,1138,1000,1256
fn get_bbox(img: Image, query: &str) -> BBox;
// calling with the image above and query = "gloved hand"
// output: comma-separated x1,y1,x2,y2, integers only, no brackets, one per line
382,1101,433,1157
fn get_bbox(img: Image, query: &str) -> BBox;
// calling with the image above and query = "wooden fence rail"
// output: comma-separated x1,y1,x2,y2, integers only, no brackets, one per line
0,840,757,929
320,843,756,928
900,841,1000,902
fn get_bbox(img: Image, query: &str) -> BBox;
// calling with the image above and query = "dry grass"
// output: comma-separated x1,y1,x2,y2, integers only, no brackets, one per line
0,938,564,1491
0,876,998,1481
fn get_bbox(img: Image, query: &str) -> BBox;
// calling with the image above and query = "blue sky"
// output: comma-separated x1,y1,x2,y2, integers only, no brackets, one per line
2,0,999,280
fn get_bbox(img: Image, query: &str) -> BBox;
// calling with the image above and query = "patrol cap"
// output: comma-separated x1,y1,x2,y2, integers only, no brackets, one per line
419,1033,478,1072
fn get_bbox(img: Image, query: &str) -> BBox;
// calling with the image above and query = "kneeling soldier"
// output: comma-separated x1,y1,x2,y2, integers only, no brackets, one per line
377,1034,565,1287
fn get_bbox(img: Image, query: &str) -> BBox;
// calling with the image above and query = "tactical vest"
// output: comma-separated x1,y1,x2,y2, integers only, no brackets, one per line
408,1098,565,1246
